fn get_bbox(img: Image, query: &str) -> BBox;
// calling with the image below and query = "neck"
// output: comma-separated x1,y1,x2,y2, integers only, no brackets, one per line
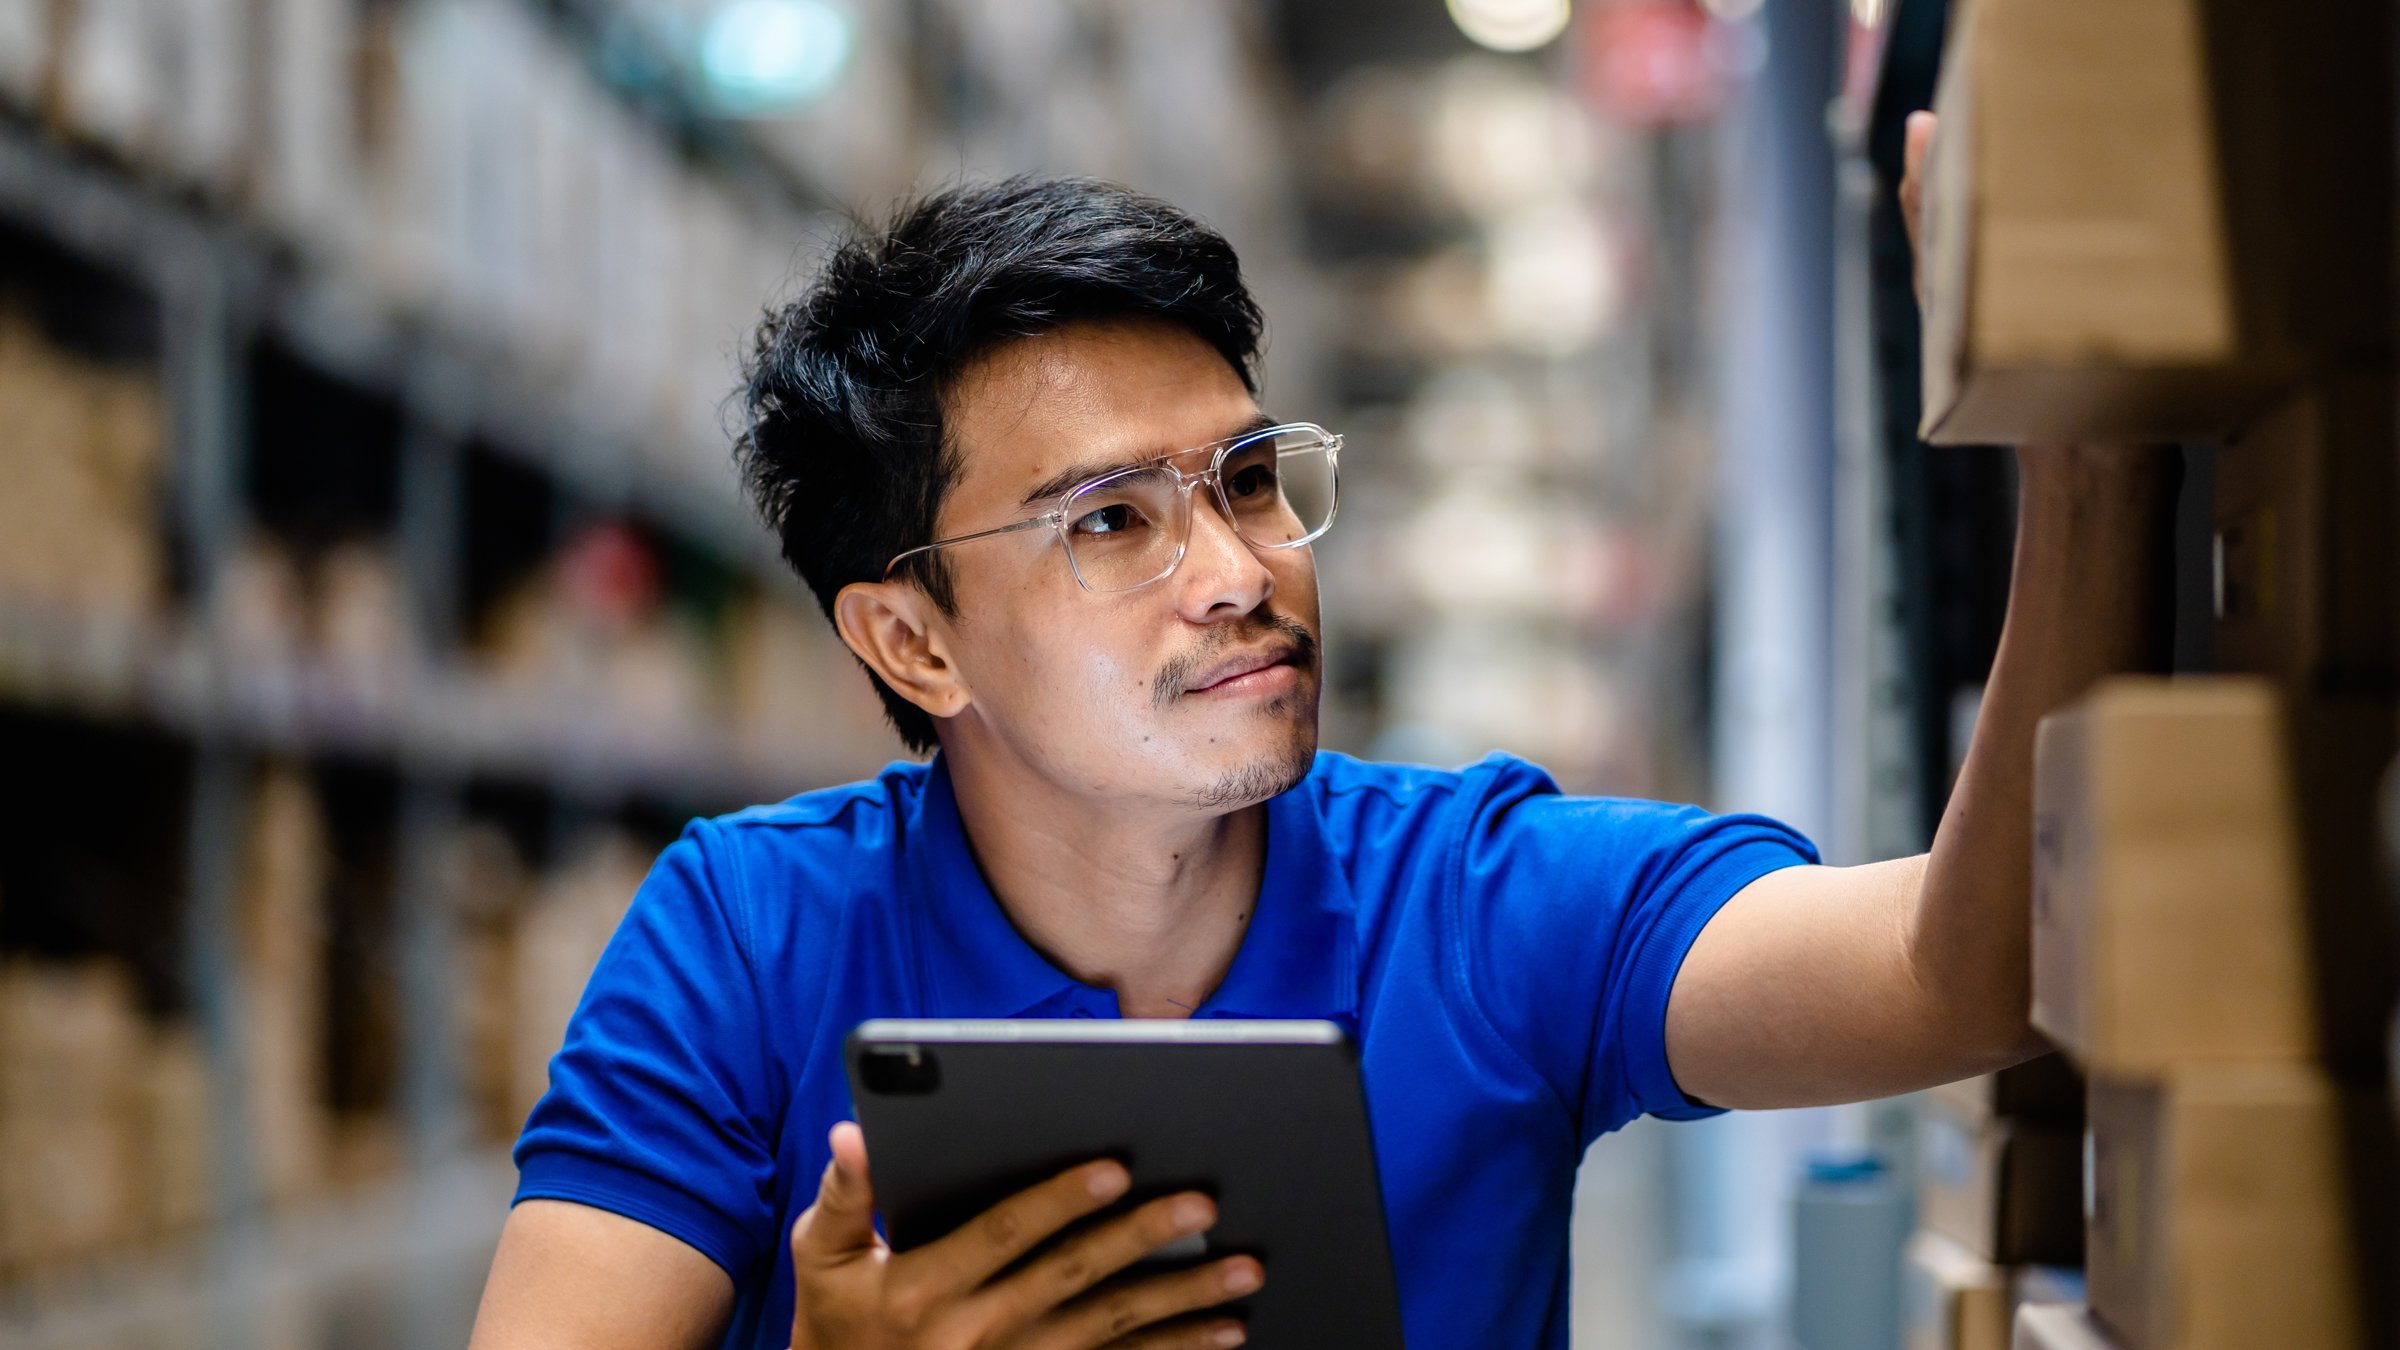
943,749,1266,1020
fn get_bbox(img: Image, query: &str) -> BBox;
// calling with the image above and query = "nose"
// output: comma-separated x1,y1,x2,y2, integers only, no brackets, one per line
1171,480,1275,621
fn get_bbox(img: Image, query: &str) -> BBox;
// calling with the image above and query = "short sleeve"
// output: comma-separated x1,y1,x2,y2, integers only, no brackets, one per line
511,820,781,1279
1450,757,1817,1145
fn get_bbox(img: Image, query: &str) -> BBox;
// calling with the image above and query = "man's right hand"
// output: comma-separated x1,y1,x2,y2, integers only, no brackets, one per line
789,1122,1263,1350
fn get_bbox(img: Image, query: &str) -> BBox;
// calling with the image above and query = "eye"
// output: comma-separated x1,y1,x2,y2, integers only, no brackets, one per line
1226,460,1280,500
1069,502,1148,537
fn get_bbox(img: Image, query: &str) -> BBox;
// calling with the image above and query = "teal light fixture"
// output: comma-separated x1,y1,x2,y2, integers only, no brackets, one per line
698,0,854,115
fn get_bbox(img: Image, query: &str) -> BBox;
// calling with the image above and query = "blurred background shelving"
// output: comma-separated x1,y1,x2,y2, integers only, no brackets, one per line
0,0,913,1336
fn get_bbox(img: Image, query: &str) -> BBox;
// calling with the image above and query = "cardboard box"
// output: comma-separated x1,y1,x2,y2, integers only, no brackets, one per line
510,832,646,1125
0,961,148,1273
2213,376,2396,692
2032,679,2303,1071
2278,698,2400,1080
1930,1052,2086,1129
1920,1103,2084,1266
2014,1304,2120,1350
2032,679,2396,1073
140,1024,214,1238
0,310,168,620
2088,1067,2392,1350
1918,0,2392,445
240,762,331,1205
1907,1230,2012,1350
449,822,531,1146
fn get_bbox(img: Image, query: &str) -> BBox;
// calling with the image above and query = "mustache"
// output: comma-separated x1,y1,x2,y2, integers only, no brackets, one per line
1151,614,1319,711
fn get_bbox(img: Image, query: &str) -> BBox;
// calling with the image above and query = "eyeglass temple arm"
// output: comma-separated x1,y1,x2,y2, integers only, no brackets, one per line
883,513,1058,579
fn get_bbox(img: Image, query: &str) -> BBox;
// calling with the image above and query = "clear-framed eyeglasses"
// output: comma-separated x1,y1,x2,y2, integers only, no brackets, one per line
882,421,1342,594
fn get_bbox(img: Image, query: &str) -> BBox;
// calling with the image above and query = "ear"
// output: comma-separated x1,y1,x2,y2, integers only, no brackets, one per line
833,580,972,722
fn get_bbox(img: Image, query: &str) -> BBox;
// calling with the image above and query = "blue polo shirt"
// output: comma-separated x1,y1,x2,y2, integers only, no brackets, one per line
513,750,1815,1349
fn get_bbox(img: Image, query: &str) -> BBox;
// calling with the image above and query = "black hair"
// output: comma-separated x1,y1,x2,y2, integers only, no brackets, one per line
734,176,1265,753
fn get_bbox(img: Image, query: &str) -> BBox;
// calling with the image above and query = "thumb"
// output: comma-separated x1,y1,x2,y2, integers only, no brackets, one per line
1900,109,1937,306
1899,111,1935,229
1903,109,1936,182
792,1122,879,1261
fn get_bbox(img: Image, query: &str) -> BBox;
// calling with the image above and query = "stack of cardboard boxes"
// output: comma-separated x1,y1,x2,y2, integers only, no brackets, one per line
444,817,649,1145
0,764,656,1281
2026,681,2395,1350
1920,0,2394,1346
0,302,166,628
239,760,335,1206
1906,1054,2086,1350
0,961,211,1278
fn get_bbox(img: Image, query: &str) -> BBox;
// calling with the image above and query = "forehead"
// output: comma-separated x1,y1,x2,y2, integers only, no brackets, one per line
940,317,1260,520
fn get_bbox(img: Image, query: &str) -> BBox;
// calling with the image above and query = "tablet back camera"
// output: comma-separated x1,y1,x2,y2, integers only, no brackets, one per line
859,1044,942,1096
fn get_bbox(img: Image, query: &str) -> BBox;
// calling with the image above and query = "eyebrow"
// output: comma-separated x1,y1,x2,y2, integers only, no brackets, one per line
1015,412,1281,509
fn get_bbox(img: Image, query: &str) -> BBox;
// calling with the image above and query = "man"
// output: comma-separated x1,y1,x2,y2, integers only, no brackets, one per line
470,116,2173,1349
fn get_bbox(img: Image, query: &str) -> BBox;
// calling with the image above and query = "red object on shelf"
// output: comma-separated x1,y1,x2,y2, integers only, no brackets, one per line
1581,1,1726,128
557,522,661,629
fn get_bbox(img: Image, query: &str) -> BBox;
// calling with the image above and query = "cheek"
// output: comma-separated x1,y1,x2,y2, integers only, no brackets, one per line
1273,554,1323,625
972,593,1156,724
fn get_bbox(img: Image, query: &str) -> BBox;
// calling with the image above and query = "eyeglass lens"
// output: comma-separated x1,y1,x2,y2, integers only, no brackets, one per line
1061,428,1337,592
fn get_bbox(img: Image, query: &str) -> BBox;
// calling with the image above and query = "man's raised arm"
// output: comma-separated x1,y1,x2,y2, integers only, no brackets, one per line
1660,113,2181,1111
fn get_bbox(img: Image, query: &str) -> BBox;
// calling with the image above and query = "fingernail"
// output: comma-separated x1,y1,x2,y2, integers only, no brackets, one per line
1223,1260,1262,1294
1213,1325,1246,1348
1173,1195,1215,1231
1088,1163,1130,1199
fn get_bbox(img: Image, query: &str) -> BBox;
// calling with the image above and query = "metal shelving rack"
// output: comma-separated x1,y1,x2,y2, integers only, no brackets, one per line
0,83,846,1346
0,120,839,799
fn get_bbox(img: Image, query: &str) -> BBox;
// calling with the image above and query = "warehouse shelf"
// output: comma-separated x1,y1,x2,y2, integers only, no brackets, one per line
0,1146,515,1349
0,8,855,1300
0,116,786,587
0,603,846,809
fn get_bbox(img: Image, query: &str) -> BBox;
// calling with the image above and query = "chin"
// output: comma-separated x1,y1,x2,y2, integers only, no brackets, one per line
1186,716,1318,811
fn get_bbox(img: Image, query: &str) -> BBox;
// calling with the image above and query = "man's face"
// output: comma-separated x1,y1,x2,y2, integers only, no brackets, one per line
925,316,1323,810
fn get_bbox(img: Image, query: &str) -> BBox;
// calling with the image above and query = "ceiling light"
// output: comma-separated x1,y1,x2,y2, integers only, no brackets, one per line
1447,0,1572,53
699,0,853,115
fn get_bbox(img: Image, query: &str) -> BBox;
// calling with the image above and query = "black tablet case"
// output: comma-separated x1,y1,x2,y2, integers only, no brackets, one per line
845,1019,1406,1348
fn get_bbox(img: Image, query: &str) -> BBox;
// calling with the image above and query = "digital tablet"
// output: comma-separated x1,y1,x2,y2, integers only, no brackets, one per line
845,1018,1405,1348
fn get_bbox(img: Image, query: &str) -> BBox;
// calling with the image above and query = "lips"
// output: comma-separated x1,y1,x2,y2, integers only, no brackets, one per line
1186,644,1301,694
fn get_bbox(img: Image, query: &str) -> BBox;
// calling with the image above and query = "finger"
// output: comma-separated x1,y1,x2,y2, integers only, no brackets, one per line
1899,110,1935,234
979,1194,1228,1334
1105,1317,1249,1350
1903,110,1936,181
905,1158,1134,1294
791,1122,880,1261
1031,1255,1263,1350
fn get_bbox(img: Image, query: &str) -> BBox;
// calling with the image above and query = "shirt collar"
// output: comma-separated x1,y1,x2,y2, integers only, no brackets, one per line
910,755,1084,1018
907,753,1358,1023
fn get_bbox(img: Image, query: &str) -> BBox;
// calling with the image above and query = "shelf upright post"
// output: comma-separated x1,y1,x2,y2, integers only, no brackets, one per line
1828,64,1923,874
394,346,472,1168
161,211,270,1337
391,343,485,1350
